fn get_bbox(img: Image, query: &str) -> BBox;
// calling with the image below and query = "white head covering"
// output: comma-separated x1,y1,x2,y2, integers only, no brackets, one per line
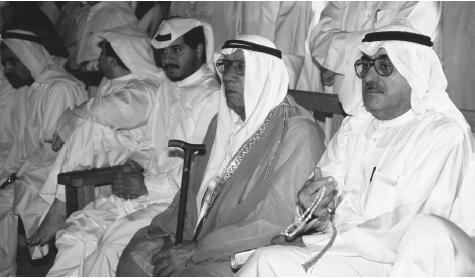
349,25,475,236
151,17,215,68
196,34,289,212
1,29,70,83
97,25,162,81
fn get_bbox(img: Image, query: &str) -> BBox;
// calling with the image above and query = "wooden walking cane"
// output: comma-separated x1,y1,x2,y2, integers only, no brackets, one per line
168,139,206,245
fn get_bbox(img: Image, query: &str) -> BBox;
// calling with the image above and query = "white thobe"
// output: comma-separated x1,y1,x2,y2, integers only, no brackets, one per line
0,67,27,277
0,71,86,276
310,1,441,113
239,109,471,276
47,66,220,277
75,2,138,66
0,70,27,175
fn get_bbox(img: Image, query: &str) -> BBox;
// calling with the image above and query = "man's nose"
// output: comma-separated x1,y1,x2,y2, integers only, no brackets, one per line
3,63,14,74
363,65,378,82
162,52,176,64
222,70,238,84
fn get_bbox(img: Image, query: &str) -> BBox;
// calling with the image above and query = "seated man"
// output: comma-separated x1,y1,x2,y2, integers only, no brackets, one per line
0,30,87,276
28,25,162,247
45,18,220,276
0,57,27,175
116,34,326,277
65,2,139,89
238,26,474,276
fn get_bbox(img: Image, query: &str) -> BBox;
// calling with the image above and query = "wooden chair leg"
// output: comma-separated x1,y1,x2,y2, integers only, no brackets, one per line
65,181,96,217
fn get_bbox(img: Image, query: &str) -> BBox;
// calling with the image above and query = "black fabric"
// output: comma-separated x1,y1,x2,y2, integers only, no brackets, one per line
362,31,433,47
2,31,43,45
222,39,282,59
154,33,172,42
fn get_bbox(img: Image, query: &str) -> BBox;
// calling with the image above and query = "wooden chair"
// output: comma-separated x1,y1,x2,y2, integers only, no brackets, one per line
288,89,346,118
58,166,121,217
55,90,344,216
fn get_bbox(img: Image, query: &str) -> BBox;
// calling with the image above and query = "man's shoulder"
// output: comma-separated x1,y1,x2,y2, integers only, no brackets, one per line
122,77,161,92
283,96,319,124
416,110,465,143
38,74,84,93
195,67,220,91
281,96,325,139
186,68,220,98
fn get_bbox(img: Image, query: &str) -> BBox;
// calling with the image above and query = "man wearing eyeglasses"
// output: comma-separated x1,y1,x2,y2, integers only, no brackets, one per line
116,34,325,277
238,26,475,276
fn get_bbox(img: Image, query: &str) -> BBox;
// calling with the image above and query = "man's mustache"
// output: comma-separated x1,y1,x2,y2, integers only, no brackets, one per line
163,64,179,70
364,82,383,93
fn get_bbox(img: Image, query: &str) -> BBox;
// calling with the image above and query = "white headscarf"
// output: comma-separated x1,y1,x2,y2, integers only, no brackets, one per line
97,25,162,81
1,29,76,84
196,34,289,212
349,25,475,236
151,17,215,69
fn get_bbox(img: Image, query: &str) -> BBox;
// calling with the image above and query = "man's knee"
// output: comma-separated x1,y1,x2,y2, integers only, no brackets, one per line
405,214,459,242
116,226,151,276
248,245,286,268
116,251,149,277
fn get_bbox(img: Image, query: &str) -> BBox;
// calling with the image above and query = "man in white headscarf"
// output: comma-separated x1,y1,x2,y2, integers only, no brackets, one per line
0,44,28,278
310,2,441,115
238,25,475,276
70,2,138,73
45,18,220,277
0,29,87,276
116,34,326,277
28,25,161,248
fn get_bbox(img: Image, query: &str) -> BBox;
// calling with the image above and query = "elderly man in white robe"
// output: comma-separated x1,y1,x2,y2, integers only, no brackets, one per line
0,30,87,276
238,25,475,276
115,33,325,277
45,18,220,276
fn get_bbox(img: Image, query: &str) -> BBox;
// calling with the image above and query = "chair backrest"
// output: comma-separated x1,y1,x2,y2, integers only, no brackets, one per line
288,89,346,119
461,109,475,133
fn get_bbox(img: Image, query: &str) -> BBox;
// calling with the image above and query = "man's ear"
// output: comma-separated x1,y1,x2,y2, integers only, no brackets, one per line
108,56,118,68
195,43,204,63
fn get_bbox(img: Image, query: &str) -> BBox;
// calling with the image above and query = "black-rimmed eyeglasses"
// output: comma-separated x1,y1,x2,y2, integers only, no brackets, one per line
354,54,394,78
216,59,245,75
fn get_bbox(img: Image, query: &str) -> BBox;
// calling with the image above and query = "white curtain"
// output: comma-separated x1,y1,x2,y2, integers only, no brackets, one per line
440,2,475,110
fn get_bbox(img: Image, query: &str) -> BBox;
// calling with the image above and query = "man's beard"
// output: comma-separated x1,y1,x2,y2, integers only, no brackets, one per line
5,74,24,88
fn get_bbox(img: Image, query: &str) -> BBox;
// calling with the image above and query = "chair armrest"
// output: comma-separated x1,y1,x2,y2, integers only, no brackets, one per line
58,165,122,188
58,165,123,216
288,89,346,116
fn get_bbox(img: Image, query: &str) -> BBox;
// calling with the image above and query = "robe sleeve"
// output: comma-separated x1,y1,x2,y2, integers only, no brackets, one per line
56,80,154,142
42,82,86,142
192,118,325,262
21,82,87,172
317,115,353,188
